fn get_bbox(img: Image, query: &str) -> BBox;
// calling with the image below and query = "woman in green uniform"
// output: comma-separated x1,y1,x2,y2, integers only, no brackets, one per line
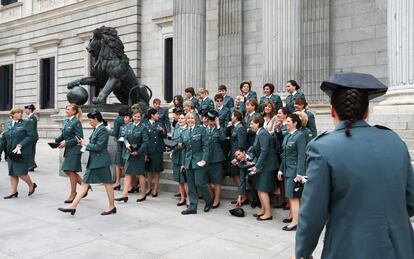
145,108,166,197
55,104,84,203
294,97,317,140
249,116,278,221
0,107,37,199
113,112,132,190
258,83,283,113
58,111,115,215
171,113,187,206
115,110,149,203
277,113,307,230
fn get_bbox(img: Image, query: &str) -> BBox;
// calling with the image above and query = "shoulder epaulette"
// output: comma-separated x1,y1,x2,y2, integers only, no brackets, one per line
313,131,329,141
374,125,392,131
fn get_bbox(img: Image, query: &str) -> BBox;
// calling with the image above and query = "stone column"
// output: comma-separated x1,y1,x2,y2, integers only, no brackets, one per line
374,0,414,113
262,0,302,94
173,0,206,94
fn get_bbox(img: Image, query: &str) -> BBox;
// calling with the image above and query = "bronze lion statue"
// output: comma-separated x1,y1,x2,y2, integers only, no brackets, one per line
67,26,152,108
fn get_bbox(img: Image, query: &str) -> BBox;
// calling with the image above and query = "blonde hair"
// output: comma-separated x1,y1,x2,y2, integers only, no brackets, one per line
197,88,208,95
185,111,196,119
66,104,83,120
183,100,195,109
10,107,23,117
294,111,308,127
131,104,142,114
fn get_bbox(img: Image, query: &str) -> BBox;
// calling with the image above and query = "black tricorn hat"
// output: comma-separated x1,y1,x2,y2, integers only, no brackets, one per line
321,72,388,100
207,110,219,120
24,104,36,110
229,207,245,217
198,109,208,116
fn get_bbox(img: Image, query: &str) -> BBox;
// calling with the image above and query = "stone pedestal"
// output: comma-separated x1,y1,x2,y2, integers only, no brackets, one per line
51,112,118,178
173,0,206,93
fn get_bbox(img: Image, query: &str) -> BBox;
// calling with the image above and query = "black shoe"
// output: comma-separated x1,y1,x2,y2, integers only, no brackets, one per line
145,189,152,197
257,216,273,221
58,208,76,215
28,183,37,196
282,225,297,231
181,209,197,215
128,187,139,193
240,199,250,206
174,193,181,197
282,218,293,223
230,199,237,204
115,197,128,203
151,192,158,198
113,185,121,191
83,185,93,198
64,199,74,204
253,213,264,218
283,206,290,210
136,196,146,202
177,201,186,206
101,207,116,216
204,202,213,212
198,195,203,199
28,168,35,172
4,192,18,199
212,202,220,209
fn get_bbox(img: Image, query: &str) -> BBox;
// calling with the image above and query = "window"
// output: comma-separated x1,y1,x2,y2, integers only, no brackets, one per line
1,0,17,6
0,64,13,111
40,57,55,109
164,37,173,102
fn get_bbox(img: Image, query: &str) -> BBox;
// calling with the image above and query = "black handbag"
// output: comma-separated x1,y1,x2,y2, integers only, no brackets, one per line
8,151,24,162
293,181,304,198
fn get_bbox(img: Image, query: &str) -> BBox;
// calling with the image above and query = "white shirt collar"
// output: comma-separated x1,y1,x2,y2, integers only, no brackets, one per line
96,122,104,129
234,121,240,126
216,106,223,110
290,129,297,135
256,127,262,135
248,111,255,117
68,115,75,120
203,96,208,101
292,91,297,96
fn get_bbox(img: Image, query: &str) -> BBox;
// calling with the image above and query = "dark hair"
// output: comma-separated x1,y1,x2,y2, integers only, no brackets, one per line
87,110,108,126
261,100,276,118
239,80,252,91
153,98,161,104
118,106,130,116
214,94,223,101
246,99,258,109
294,97,308,108
232,110,246,128
279,107,290,116
173,95,184,106
123,111,132,118
263,83,275,94
147,108,158,119
235,147,246,153
252,116,265,128
184,87,195,96
287,113,302,129
218,84,227,91
331,88,369,137
287,80,300,90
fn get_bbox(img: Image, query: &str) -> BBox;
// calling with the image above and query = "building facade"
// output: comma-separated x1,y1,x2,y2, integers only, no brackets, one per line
0,0,413,145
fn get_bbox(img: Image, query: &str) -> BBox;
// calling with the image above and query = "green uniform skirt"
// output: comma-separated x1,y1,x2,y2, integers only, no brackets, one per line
146,151,164,173
124,153,145,175
83,166,113,184
7,159,29,176
114,150,124,166
254,171,276,193
61,154,82,172
284,177,295,198
172,164,186,183
206,162,224,184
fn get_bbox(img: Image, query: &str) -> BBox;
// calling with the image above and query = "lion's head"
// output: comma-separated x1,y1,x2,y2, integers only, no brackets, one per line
87,26,127,61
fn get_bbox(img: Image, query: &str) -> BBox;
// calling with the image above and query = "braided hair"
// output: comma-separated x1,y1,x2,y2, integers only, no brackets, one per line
331,88,369,137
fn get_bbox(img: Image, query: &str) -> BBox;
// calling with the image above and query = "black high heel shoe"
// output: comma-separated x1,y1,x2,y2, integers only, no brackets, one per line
177,200,186,206
136,196,146,202
83,185,93,198
101,207,116,216
58,208,76,215
28,183,37,196
115,197,128,203
113,185,121,191
64,192,77,204
145,189,152,197
128,187,139,193
4,192,18,199
151,192,158,198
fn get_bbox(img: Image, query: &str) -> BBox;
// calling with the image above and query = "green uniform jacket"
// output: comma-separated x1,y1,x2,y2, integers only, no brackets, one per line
111,116,124,138
0,119,35,163
171,126,185,165
223,95,234,110
123,122,148,160
182,125,210,169
187,96,200,111
55,117,84,157
199,97,214,111
285,91,305,113
230,122,247,159
244,111,259,147
296,120,414,259
145,120,166,154
207,126,226,163
250,128,278,173
25,114,39,140
216,106,231,128
85,124,111,169
304,109,317,139
279,129,306,177
259,94,283,112
244,90,257,101
156,107,171,133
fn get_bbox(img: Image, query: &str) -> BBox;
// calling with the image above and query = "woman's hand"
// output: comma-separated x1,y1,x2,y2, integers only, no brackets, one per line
131,151,138,156
277,171,283,181
295,175,303,182
58,140,66,149
16,144,22,149
126,143,131,151
231,159,237,166
79,139,87,146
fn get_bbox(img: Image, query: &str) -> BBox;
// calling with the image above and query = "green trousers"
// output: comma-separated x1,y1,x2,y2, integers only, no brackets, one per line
186,167,212,211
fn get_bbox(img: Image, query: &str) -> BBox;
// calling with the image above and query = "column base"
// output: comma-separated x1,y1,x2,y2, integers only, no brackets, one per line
372,88,414,113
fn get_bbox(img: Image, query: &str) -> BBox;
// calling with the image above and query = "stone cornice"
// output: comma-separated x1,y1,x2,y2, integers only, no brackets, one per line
152,10,173,27
0,1,22,11
76,31,94,42
0,47,18,56
30,38,61,50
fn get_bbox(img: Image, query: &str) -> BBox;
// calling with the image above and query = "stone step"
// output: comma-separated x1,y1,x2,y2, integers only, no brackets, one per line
394,130,414,139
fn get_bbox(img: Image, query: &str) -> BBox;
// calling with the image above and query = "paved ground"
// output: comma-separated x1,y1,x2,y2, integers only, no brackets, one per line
0,139,324,259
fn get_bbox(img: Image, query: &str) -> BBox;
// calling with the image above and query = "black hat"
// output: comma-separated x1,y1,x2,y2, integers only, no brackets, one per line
207,110,219,120
24,104,36,110
198,109,208,117
147,108,158,118
229,207,245,217
321,72,387,100
173,106,183,114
